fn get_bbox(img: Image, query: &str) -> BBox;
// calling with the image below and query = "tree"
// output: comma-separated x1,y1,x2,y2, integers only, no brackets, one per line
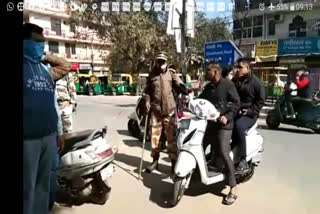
66,1,231,75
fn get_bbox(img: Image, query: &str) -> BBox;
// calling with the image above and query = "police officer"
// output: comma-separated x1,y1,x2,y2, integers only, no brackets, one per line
56,72,77,133
143,52,188,173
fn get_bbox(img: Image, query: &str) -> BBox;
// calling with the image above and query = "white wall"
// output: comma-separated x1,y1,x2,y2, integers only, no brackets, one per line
234,7,320,45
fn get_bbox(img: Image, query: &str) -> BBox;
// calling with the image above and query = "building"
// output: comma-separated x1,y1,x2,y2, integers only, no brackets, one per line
23,0,112,75
232,0,320,91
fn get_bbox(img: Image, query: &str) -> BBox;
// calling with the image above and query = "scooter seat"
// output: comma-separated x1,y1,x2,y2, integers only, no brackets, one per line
61,130,95,157
245,122,258,136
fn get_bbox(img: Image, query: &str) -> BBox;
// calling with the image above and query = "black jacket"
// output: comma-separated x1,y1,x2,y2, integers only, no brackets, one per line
198,78,240,129
233,74,265,118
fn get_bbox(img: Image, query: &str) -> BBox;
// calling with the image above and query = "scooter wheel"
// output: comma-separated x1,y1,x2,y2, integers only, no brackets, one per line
266,114,280,129
236,165,255,183
170,176,188,207
128,119,141,138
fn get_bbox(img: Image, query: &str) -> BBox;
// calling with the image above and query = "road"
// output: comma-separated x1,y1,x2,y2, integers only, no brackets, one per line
53,95,320,214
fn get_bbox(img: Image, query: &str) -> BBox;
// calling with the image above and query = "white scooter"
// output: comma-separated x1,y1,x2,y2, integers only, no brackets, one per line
171,98,264,206
56,127,115,206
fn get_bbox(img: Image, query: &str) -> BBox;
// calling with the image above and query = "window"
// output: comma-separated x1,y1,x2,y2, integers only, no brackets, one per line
253,15,263,26
269,20,275,35
70,24,76,33
253,27,262,37
289,15,306,37
244,17,252,28
65,43,76,58
49,41,59,53
71,44,76,55
51,18,61,36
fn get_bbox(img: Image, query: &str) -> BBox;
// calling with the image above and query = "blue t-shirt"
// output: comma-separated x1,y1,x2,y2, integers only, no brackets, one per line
23,56,58,139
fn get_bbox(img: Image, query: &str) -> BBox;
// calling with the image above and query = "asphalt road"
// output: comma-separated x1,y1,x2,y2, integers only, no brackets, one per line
52,95,320,214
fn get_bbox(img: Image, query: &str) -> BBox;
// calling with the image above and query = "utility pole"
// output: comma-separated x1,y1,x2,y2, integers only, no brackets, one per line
181,0,187,83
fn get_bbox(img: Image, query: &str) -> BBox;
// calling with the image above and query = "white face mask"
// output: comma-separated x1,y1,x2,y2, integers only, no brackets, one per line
161,63,167,71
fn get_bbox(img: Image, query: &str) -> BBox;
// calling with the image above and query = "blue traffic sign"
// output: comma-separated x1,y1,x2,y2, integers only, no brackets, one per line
204,40,243,68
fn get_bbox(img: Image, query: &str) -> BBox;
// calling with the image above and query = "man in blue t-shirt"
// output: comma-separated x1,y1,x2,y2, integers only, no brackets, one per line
23,23,70,214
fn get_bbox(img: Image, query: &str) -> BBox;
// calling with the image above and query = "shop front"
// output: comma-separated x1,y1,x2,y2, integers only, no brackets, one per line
278,37,320,91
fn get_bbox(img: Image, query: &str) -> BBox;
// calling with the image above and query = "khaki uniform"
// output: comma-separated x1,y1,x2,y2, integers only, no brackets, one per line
144,67,184,161
56,73,77,133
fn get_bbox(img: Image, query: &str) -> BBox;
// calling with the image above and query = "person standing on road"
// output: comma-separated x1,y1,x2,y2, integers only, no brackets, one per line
198,62,240,205
143,52,188,173
56,73,77,133
296,67,312,100
232,59,265,173
23,23,71,214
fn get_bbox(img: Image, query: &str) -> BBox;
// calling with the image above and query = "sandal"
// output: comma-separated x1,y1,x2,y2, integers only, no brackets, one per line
222,193,238,205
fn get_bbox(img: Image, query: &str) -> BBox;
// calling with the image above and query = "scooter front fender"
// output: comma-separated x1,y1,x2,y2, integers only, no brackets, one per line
174,151,196,177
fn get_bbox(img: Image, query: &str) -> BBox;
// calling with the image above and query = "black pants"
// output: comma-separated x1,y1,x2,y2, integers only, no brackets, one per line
205,124,237,187
233,116,257,162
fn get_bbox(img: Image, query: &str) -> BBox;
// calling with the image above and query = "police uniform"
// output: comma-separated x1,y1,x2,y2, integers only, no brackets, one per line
56,72,77,133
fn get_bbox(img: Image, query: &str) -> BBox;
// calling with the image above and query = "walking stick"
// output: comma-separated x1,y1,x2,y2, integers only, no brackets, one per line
138,113,149,180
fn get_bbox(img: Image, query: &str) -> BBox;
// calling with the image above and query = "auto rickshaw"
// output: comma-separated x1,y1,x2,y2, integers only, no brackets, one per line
111,73,134,95
96,74,113,95
74,74,91,95
90,75,102,95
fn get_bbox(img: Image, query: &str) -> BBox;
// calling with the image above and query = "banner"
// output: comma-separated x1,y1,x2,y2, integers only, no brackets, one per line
255,40,278,62
278,37,320,56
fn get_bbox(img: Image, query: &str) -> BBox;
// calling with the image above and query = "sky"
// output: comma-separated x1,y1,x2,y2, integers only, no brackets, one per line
198,0,233,19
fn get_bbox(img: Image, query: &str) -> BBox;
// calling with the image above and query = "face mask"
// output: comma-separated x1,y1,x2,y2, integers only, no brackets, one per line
24,40,45,62
161,63,167,71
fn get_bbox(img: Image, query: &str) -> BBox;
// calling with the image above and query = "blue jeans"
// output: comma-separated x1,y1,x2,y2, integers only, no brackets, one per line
49,143,59,210
23,133,56,214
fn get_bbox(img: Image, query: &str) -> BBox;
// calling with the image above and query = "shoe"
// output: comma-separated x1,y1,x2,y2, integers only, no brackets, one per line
235,159,249,173
145,158,159,173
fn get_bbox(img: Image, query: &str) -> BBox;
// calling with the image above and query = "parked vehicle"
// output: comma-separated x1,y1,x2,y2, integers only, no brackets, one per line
56,127,115,206
74,74,93,95
112,73,134,95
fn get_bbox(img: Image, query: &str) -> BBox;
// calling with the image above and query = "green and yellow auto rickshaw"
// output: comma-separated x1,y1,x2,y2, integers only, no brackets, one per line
97,74,113,95
111,73,134,95
89,75,102,95
74,74,91,95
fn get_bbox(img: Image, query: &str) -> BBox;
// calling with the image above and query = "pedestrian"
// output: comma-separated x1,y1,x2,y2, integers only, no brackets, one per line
232,58,265,172
23,23,71,214
143,51,188,173
48,72,77,210
56,73,77,133
198,61,240,205
296,67,312,99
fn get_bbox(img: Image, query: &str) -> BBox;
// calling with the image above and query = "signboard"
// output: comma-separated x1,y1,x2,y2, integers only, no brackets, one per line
70,63,79,71
204,40,243,68
278,37,320,56
279,58,305,64
255,40,278,62
79,63,92,70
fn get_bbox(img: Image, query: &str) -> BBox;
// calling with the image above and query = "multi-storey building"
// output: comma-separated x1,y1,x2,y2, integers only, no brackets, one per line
232,0,320,90
23,0,112,75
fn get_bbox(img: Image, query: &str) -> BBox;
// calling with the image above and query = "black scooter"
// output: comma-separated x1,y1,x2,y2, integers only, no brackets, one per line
266,90,320,134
